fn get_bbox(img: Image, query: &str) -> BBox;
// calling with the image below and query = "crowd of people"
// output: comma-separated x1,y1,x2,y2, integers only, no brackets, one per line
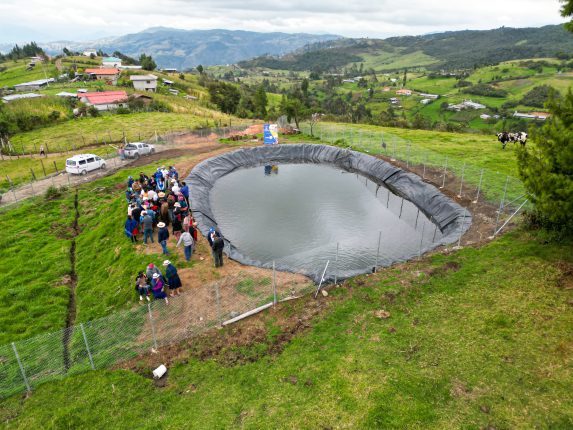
123,165,226,303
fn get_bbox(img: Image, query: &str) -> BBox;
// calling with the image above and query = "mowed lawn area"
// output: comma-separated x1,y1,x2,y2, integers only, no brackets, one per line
0,229,572,428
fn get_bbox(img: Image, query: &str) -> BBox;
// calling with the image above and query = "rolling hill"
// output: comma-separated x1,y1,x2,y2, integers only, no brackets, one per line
240,24,573,72
37,28,341,70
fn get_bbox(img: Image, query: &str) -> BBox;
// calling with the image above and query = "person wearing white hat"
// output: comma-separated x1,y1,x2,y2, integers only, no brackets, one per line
151,272,168,304
157,222,170,255
163,260,182,296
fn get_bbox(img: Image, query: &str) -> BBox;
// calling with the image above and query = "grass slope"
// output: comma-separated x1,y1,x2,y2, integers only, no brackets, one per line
1,230,572,428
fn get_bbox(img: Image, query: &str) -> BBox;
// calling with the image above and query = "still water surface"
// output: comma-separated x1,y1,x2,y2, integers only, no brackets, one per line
210,164,443,278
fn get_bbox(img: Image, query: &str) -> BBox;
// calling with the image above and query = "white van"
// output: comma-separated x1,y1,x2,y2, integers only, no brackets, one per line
65,154,106,175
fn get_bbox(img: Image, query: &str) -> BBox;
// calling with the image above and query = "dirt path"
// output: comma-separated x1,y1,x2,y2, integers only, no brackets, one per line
0,137,224,207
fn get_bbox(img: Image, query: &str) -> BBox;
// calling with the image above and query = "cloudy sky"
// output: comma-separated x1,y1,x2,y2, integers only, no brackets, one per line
0,0,567,43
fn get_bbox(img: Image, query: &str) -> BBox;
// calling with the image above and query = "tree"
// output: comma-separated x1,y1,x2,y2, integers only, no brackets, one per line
208,81,241,114
308,112,322,136
562,0,573,32
196,64,204,74
516,89,573,231
402,68,408,87
139,54,157,71
63,47,71,56
253,85,268,118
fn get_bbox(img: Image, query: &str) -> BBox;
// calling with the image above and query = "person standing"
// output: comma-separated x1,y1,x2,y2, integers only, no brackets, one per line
209,229,225,268
39,145,46,157
163,260,182,296
142,211,154,244
176,229,194,261
157,222,170,255
124,215,138,243
180,181,190,206
151,273,168,304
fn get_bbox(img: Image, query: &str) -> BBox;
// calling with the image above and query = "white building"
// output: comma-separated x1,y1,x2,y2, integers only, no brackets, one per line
83,49,98,57
419,93,439,99
130,74,158,92
102,57,122,68
420,99,432,105
13,78,55,91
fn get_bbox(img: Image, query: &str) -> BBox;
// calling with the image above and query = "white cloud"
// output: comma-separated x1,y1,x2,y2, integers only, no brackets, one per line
0,0,567,43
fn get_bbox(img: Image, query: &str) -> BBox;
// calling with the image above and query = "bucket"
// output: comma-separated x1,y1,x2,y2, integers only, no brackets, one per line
152,364,167,379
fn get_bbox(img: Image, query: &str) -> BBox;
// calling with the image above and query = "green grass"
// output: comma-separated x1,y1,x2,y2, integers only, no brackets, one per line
1,229,572,428
0,60,57,88
7,111,232,154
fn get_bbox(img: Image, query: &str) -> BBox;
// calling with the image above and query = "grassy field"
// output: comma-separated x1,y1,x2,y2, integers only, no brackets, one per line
0,60,57,88
0,229,571,428
7,111,231,153
0,155,190,345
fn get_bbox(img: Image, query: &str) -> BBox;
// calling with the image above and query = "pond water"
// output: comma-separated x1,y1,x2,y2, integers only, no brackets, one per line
210,164,444,279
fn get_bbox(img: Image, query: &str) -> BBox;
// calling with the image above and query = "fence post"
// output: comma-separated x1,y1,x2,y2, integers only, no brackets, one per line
500,176,509,211
474,169,484,203
12,342,31,392
334,243,340,284
458,162,466,198
40,159,47,176
30,168,36,181
53,160,59,174
215,282,222,326
80,323,95,370
441,157,448,188
147,303,158,350
30,180,35,195
457,208,468,248
374,231,382,273
419,221,426,257
406,144,411,168
272,261,277,305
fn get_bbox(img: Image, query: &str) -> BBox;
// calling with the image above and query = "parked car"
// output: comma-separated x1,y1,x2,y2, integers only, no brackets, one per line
65,154,106,175
123,142,155,159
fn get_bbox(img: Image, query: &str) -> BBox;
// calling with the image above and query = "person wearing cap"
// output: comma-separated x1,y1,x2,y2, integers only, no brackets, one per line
157,222,170,255
146,263,163,282
142,211,154,244
163,260,182,296
127,176,135,188
176,228,194,261
151,272,168,304
171,180,180,195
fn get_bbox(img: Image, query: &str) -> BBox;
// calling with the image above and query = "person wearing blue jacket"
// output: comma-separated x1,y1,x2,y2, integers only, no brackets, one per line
124,216,138,243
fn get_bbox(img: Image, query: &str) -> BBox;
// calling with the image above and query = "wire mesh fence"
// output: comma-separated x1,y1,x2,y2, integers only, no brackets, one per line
301,123,530,236
0,260,314,399
0,124,253,205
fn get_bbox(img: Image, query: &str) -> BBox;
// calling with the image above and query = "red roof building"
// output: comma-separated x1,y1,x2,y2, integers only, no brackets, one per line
79,91,128,111
84,68,121,85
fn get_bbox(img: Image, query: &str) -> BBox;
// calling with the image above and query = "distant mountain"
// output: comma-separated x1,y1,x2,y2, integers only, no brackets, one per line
39,28,341,69
240,24,573,72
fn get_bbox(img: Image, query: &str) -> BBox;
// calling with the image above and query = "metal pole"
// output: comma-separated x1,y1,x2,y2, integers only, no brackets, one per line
441,157,448,188
399,198,404,218
334,243,339,285
314,260,330,298
458,162,466,198
457,208,468,248
80,323,95,370
418,222,426,257
215,282,222,326
374,231,382,272
147,303,158,350
415,208,420,229
272,261,277,305
12,342,31,392
474,169,484,203
493,199,528,237
500,176,509,211
30,180,35,195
